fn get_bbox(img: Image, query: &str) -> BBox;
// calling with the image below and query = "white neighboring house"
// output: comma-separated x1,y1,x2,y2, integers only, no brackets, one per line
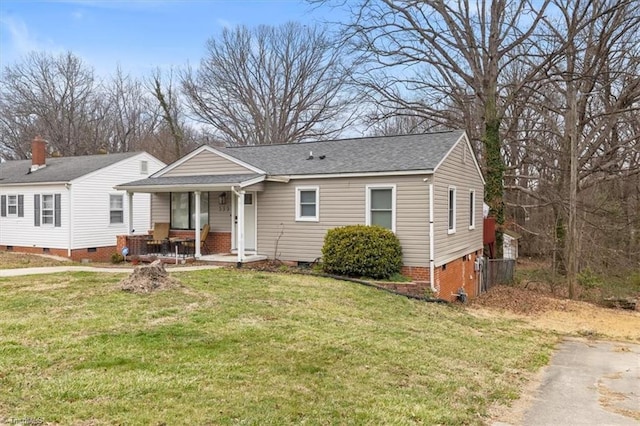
0,137,165,261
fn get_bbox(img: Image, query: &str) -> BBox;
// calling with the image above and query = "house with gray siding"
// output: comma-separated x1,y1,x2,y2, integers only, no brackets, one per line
0,136,165,262
117,130,485,300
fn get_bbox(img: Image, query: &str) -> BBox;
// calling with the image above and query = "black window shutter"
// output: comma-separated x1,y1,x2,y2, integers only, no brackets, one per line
34,194,40,227
1,195,5,217
54,194,61,227
18,195,24,217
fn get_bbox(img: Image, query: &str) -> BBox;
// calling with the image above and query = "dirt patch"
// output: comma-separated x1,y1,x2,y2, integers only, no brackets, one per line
469,285,640,342
120,260,182,294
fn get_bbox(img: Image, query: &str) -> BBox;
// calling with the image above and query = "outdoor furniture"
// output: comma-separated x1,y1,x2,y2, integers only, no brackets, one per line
146,222,170,254
183,223,210,255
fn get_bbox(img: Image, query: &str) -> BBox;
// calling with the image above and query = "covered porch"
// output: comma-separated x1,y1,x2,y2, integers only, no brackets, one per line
114,174,267,265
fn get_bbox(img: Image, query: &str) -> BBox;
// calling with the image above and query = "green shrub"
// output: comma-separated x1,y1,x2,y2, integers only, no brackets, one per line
321,225,402,279
111,253,125,264
577,268,603,289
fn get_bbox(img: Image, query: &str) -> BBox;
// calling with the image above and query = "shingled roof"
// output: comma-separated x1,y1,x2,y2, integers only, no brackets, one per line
220,130,465,175
0,152,141,185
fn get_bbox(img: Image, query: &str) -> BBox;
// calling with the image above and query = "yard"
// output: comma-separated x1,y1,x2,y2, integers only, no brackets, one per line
0,268,556,425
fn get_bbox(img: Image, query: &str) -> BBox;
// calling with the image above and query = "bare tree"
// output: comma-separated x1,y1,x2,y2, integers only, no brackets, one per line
0,51,103,158
102,67,159,153
313,0,553,254
182,22,359,146
503,0,640,296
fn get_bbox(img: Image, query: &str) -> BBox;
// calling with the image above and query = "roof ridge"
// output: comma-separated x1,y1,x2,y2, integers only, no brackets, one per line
224,129,463,149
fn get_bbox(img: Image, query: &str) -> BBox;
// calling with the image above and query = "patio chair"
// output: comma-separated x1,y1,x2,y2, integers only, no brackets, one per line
146,222,170,254
184,223,210,255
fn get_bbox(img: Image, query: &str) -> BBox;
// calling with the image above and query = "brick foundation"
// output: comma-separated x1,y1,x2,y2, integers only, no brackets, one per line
1,244,118,263
434,250,481,302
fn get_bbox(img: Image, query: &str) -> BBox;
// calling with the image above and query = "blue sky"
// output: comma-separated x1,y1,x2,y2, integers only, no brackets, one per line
0,0,338,77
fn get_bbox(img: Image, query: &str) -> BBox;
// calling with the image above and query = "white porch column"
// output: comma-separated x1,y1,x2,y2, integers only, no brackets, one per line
237,190,245,264
194,190,202,258
127,192,134,235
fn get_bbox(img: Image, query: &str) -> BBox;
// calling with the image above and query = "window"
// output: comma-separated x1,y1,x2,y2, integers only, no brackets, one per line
295,186,319,221
140,160,148,175
42,194,54,225
469,190,475,230
34,194,61,227
448,186,456,234
7,195,17,215
110,194,124,224
170,192,209,230
366,185,396,231
1,195,23,218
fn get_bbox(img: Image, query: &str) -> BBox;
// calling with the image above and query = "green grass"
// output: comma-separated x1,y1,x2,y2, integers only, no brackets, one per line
0,269,556,425
0,251,70,269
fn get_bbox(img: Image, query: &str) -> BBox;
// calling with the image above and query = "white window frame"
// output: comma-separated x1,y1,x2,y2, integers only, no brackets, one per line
448,186,456,234
295,186,319,222
7,195,18,216
365,184,396,232
469,189,476,230
140,160,149,175
41,194,55,226
109,194,124,225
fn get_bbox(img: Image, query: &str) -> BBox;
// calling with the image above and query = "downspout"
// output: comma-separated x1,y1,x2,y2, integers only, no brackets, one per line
66,183,72,257
127,192,133,235
429,182,436,293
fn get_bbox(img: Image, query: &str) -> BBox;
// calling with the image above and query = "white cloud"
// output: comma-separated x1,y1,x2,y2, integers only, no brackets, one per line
0,15,41,55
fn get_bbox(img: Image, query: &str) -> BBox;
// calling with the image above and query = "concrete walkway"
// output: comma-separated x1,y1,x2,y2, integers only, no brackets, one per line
495,338,640,425
0,264,220,277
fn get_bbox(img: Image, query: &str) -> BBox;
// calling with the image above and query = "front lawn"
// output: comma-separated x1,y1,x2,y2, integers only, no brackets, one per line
0,251,70,269
0,269,556,425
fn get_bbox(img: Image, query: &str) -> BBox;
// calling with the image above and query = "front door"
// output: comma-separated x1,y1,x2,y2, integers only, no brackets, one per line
235,192,256,252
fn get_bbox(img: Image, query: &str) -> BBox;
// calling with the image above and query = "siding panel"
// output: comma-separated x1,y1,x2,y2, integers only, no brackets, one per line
257,175,431,267
71,153,165,248
164,150,254,176
433,140,484,265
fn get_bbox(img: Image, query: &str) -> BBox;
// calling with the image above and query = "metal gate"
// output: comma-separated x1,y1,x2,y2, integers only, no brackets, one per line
479,258,516,294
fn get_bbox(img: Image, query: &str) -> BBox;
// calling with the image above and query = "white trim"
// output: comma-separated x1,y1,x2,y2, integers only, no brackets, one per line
6,194,18,216
40,193,55,227
152,145,265,178
295,186,320,222
276,170,434,180
239,174,266,188
468,189,476,230
365,184,396,232
433,132,486,185
448,186,457,234
72,152,165,184
109,193,125,225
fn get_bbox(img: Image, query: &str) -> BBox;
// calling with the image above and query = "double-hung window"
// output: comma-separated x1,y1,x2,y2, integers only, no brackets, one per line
34,194,60,227
7,195,17,215
448,186,456,234
366,185,396,232
110,194,124,224
295,186,319,221
41,194,55,225
0,195,23,217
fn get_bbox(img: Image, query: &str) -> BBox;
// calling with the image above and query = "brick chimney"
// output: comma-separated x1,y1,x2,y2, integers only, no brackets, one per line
31,135,47,172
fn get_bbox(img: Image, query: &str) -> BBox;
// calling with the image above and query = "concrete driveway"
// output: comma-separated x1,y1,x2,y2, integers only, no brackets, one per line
496,338,640,425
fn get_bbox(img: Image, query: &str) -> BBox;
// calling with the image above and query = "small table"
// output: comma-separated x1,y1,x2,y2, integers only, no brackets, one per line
169,238,195,258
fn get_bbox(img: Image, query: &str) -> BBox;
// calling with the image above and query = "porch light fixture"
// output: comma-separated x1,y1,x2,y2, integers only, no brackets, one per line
218,191,227,205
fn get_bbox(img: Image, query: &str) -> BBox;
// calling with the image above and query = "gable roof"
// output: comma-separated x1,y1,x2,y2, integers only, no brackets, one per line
0,152,141,185
219,130,466,176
